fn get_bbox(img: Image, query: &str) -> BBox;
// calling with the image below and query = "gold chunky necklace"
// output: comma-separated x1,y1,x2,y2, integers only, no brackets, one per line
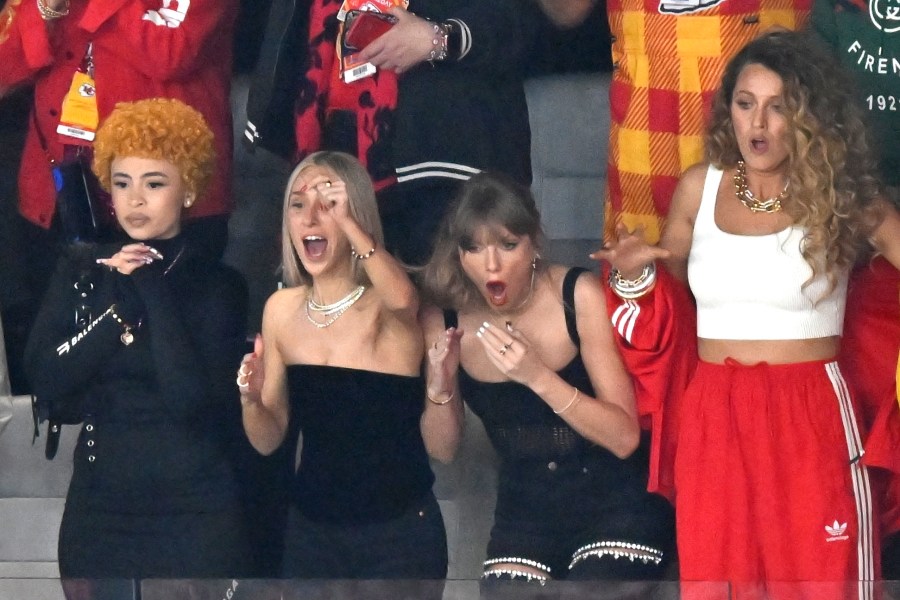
305,285,366,328
733,160,788,214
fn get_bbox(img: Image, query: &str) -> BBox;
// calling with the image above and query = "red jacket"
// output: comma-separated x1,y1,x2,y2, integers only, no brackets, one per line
603,263,698,502
0,0,237,228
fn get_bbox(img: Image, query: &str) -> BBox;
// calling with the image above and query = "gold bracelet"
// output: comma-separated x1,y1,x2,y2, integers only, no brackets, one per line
554,387,581,415
427,390,454,405
351,241,376,260
37,0,69,20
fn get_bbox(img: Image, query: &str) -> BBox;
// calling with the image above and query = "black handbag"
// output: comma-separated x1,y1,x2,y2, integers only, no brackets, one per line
32,104,116,244
32,245,98,459
242,0,311,159
52,154,116,244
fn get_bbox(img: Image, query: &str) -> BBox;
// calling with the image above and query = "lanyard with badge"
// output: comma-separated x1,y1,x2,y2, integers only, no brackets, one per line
57,42,99,144
37,42,113,242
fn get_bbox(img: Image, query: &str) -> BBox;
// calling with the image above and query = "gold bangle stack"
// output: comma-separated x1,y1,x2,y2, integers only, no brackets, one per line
37,0,69,20
609,263,657,300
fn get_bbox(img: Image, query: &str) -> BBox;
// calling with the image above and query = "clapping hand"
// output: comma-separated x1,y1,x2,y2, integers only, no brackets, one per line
237,334,265,404
427,327,463,400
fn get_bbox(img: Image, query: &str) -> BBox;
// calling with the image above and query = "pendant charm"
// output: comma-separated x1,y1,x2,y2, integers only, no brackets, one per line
120,328,134,346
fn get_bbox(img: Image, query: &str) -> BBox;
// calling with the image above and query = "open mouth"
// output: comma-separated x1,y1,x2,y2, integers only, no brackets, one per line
303,236,328,259
486,281,508,306
750,138,768,153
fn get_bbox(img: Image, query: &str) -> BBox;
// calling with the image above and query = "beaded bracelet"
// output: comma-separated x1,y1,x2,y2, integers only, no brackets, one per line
37,0,69,20
609,263,657,300
351,242,377,260
428,22,449,63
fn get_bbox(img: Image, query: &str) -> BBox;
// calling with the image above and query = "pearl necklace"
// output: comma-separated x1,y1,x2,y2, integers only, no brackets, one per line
733,160,788,214
305,285,366,328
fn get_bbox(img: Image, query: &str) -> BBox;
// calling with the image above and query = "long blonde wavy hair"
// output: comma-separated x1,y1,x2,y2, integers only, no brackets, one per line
706,30,883,296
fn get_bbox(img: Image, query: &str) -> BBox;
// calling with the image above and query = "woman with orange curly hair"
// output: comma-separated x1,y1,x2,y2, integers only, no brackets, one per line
24,98,251,592
595,30,900,595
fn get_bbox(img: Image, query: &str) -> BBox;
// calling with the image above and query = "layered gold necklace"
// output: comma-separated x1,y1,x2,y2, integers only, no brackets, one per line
305,285,366,328
733,160,788,214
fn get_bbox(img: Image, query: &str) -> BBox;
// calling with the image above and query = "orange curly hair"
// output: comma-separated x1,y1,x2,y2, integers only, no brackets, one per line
92,98,216,201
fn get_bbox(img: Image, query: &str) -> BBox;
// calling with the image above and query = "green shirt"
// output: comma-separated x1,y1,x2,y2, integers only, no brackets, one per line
810,0,900,187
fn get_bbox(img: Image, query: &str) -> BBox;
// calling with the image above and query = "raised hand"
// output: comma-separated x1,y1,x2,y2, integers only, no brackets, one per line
306,175,352,226
427,326,463,400
590,223,670,279
236,334,265,405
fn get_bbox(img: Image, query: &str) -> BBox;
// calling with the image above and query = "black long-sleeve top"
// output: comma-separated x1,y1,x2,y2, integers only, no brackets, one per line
24,235,249,514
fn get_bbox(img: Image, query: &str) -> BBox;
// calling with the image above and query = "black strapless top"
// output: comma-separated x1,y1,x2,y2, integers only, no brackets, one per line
286,365,433,524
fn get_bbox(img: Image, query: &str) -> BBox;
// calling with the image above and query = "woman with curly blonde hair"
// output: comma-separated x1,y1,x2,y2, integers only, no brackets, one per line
25,98,252,595
595,30,900,596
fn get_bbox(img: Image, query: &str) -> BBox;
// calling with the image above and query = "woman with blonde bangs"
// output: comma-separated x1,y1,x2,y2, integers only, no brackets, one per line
237,151,448,581
25,98,251,592
594,30,900,595
420,172,675,585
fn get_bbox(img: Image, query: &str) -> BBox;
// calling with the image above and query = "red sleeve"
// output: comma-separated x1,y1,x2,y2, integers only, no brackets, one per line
0,0,55,87
294,0,338,162
603,263,698,502
80,0,235,81
840,256,900,541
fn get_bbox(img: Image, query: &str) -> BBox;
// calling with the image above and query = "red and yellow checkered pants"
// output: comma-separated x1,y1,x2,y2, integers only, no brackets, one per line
603,0,810,244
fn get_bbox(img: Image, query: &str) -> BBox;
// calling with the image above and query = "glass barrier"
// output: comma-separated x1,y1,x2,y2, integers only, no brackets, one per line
2,579,900,600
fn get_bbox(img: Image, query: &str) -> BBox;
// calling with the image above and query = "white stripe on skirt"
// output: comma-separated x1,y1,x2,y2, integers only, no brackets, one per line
826,361,874,600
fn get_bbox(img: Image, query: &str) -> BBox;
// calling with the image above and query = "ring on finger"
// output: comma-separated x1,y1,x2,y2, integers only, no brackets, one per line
499,343,512,356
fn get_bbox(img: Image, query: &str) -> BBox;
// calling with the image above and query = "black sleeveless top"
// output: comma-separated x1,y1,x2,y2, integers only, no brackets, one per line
446,268,594,461
447,268,652,520
286,365,433,524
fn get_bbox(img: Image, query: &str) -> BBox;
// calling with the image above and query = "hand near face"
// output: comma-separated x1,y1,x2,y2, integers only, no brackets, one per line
590,223,670,279
476,321,546,388
96,243,163,276
358,8,436,74
313,177,351,225
428,327,464,398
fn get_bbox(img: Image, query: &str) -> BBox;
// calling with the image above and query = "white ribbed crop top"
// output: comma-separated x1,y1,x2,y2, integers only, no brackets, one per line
687,166,847,340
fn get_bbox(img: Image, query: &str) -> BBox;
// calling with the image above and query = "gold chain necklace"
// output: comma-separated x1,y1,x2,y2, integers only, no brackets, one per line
733,160,788,214
491,263,536,329
305,285,366,328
